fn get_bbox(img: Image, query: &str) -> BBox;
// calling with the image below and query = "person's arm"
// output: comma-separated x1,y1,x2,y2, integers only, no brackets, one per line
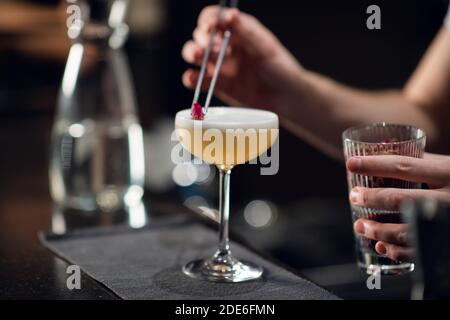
182,6,450,263
182,7,450,160
283,25,450,159
277,70,439,160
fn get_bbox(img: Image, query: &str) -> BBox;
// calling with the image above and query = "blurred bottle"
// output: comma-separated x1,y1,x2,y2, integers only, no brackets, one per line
49,0,146,230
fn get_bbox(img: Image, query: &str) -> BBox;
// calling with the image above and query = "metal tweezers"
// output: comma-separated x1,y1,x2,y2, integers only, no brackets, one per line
192,0,240,114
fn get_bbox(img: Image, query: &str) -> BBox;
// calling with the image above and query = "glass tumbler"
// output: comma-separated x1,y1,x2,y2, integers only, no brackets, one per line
343,123,426,275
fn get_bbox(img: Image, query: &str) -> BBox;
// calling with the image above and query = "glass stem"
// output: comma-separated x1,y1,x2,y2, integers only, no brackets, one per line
217,166,232,256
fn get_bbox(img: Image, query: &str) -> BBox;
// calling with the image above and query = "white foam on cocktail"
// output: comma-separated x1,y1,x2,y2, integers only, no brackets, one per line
175,107,279,130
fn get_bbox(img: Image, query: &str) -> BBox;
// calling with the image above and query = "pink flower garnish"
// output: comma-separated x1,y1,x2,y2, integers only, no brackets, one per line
191,102,205,120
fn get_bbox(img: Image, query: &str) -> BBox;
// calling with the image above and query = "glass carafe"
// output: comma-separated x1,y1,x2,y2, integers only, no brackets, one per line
50,0,146,229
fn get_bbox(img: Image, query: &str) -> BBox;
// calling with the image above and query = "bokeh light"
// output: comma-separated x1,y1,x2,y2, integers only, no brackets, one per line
244,200,278,228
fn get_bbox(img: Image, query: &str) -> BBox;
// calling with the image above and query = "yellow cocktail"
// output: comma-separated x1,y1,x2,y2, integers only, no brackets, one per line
175,107,279,283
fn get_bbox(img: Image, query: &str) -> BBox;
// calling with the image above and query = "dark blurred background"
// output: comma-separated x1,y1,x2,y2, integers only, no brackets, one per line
0,0,449,299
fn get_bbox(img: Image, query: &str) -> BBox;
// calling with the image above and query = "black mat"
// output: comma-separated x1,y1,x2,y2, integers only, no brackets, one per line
39,217,338,300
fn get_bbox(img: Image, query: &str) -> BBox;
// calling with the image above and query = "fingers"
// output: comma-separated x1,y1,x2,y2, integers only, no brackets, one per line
182,40,203,65
349,187,450,211
354,219,408,246
195,6,239,50
196,6,278,58
182,69,213,91
347,156,450,187
182,69,201,90
193,25,218,49
198,6,240,33
424,153,450,161
375,241,414,262
354,219,414,261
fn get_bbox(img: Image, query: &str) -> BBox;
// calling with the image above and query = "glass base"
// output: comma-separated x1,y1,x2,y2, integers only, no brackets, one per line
183,251,263,283
360,262,415,276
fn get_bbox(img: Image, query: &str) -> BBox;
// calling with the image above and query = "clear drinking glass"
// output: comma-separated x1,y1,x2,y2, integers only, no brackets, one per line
175,107,279,282
343,123,426,275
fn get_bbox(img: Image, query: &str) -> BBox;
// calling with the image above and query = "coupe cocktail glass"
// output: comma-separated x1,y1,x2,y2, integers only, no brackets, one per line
175,107,279,282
